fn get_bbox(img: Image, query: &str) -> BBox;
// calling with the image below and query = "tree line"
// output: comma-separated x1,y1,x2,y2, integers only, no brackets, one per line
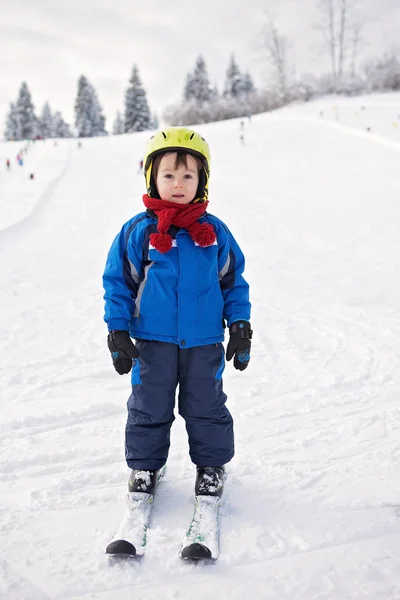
4,64,156,141
4,54,253,140
254,0,400,107
5,83,71,141
4,0,400,139
166,0,400,126
164,54,257,126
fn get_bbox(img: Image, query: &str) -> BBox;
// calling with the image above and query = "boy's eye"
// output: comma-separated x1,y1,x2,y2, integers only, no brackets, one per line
184,174,193,179
164,174,173,179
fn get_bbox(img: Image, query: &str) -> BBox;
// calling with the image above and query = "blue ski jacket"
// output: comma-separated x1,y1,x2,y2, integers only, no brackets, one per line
103,211,251,349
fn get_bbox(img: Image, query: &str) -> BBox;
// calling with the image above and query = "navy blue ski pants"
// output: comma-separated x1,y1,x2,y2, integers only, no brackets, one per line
125,340,234,470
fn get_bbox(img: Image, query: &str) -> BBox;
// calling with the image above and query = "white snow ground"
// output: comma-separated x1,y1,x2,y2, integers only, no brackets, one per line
1,93,400,600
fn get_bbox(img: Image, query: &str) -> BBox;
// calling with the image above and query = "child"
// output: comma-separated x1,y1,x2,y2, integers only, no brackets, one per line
103,127,252,499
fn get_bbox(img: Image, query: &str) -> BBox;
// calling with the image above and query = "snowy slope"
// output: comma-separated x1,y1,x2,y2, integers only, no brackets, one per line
1,94,400,600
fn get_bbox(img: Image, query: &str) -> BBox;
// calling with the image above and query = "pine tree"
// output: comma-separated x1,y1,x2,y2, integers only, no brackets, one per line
223,54,244,99
183,72,196,102
190,56,212,104
210,83,219,102
32,115,41,140
16,82,36,139
4,101,21,141
40,102,53,138
113,110,124,135
89,89,107,136
53,111,71,138
242,71,256,97
124,65,151,133
75,75,107,137
75,76,93,137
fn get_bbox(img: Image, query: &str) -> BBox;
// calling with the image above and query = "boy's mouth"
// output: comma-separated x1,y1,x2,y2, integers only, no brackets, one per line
172,194,184,198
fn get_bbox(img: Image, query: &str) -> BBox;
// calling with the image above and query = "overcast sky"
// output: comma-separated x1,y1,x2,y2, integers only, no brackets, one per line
1,0,399,133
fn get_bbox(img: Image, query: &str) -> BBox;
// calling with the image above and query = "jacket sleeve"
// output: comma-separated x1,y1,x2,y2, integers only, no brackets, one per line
103,219,144,332
217,222,251,326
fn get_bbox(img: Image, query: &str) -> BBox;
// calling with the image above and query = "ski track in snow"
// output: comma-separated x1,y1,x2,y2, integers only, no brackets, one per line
1,95,400,599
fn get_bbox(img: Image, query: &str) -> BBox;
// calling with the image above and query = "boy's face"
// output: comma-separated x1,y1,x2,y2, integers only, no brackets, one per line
155,153,199,204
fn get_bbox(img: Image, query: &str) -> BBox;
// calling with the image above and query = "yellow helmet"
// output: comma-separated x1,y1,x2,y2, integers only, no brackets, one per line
143,127,211,201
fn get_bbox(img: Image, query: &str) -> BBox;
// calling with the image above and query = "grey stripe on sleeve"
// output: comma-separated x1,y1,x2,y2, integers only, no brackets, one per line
128,259,140,284
218,254,230,281
134,261,154,317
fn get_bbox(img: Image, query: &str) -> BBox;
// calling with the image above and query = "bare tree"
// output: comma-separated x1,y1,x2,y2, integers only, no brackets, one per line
350,18,363,77
260,11,292,100
316,0,362,83
337,0,348,78
363,50,400,92
316,0,337,80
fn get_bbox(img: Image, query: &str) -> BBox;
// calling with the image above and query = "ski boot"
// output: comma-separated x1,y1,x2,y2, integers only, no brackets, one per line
195,466,226,498
128,469,159,494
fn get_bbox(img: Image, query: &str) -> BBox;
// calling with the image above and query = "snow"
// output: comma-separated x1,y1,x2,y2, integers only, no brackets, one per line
1,92,400,599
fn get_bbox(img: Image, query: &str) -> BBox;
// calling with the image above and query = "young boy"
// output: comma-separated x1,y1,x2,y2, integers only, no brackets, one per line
103,127,252,499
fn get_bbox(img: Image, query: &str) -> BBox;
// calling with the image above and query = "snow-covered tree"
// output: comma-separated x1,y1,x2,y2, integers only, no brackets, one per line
223,54,244,99
242,71,256,97
210,83,219,102
40,102,53,138
75,76,93,137
16,82,36,139
190,56,212,104
364,53,400,92
151,112,159,130
52,111,71,138
112,111,124,135
75,75,107,138
4,101,21,140
183,72,196,102
124,65,152,133
90,92,107,137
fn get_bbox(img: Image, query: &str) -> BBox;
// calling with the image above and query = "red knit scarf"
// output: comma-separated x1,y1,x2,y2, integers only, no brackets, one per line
142,194,216,254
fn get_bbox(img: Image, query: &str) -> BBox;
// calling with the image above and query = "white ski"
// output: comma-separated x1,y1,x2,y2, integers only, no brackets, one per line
180,495,221,560
106,466,165,557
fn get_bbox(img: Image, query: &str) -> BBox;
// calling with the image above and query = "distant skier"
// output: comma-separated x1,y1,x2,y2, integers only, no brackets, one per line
137,158,143,173
6,159,10,170
103,127,252,509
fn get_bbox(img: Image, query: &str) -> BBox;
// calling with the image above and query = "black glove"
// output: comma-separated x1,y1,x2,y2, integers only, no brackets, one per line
226,321,252,371
107,330,139,375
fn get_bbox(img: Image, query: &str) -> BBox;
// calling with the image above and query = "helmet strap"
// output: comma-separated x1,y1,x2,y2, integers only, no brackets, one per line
148,174,160,199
